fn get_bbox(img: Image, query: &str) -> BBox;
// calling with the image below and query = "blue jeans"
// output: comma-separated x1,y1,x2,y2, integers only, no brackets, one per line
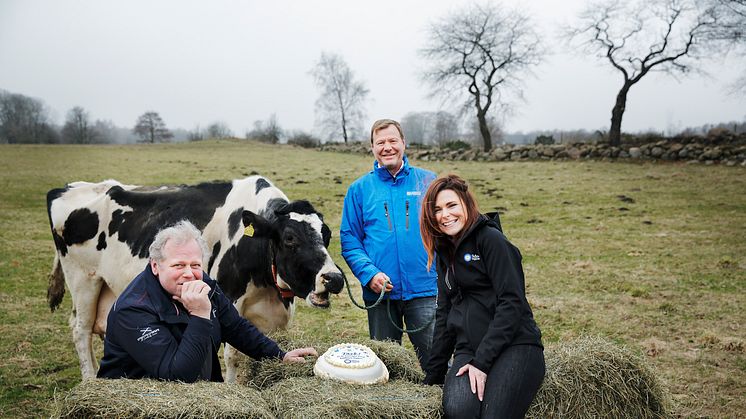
442,345,545,419
365,296,436,371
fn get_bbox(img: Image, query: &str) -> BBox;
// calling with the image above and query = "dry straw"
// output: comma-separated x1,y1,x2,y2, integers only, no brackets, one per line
51,336,670,418
263,377,442,419
236,329,424,389
526,336,671,419
51,378,273,419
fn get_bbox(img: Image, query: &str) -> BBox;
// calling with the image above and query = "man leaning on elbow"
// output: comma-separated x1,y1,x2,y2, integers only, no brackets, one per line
97,220,316,382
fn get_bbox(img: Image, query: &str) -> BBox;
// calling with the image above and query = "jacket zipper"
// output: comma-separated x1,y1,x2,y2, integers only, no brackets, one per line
405,200,410,230
445,264,453,291
383,202,393,231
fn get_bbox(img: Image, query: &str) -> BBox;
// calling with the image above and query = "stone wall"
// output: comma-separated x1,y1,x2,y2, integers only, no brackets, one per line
317,134,746,167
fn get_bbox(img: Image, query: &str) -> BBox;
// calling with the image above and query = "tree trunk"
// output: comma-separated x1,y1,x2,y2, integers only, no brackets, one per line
477,112,492,152
609,82,631,147
341,113,348,144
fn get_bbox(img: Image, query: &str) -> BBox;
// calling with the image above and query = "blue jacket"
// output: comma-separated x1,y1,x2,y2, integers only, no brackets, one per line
340,155,437,302
97,265,284,382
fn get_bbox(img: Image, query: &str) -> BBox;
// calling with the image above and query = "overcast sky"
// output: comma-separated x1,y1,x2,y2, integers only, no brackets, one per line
1,0,744,138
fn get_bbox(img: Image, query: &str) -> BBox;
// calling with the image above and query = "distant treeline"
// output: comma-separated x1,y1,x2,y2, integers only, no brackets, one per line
1,89,744,146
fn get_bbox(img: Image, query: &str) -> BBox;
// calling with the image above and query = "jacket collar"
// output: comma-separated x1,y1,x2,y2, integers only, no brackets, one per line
435,214,490,265
373,155,410,182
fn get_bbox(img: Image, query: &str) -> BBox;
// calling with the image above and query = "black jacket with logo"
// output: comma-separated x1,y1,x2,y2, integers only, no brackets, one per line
423,214,542,385
97,264,284,382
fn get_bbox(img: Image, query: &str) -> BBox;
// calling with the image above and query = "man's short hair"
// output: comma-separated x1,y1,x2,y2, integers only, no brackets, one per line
370,119,404,143
149,220,208,263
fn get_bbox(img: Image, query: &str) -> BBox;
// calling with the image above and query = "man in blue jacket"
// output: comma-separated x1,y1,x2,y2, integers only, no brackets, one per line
97,220,316,382
340,118,437,371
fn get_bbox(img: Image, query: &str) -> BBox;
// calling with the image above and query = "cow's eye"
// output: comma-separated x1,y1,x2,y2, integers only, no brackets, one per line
283,234,298,248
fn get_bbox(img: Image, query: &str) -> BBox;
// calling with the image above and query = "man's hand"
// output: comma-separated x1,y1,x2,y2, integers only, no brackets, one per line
456,363,487,401
368,272,393,294
282,347,318,363
173,280,212,319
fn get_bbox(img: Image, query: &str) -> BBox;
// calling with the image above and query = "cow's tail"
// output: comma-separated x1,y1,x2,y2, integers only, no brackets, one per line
47,252,65,312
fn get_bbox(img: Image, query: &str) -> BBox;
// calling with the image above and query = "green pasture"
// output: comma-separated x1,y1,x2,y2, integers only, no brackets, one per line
0,140,743,418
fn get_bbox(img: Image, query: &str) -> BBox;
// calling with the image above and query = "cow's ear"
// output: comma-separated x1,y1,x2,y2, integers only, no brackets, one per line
242,210,277,239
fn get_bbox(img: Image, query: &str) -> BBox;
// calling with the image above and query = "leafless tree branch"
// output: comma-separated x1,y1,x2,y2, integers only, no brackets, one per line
420,2,543,151
310,52,369,143
565,0,724,145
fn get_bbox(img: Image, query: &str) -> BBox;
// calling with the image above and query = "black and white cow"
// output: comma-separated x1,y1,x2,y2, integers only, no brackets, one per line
46,176,345,381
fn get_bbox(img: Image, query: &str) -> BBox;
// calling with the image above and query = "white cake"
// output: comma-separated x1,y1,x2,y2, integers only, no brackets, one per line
313,343,389,385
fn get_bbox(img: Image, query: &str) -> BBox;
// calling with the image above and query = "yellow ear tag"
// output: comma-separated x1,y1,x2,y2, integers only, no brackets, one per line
244,225,254,237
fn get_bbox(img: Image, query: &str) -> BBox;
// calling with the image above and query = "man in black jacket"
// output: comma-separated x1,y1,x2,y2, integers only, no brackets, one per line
97,220,316,382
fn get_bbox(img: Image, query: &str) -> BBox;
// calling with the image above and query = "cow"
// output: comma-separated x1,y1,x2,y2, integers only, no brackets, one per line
46,176,346,382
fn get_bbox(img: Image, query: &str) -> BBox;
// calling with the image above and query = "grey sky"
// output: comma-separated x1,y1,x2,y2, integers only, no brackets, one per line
1,0,744,138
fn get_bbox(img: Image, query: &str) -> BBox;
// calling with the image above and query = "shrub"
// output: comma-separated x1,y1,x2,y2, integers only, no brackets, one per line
287,132,320,148
441,140,471,151
534,135,555,145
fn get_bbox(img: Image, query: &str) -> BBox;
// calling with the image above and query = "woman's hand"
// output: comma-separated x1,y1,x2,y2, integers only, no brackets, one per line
456,363,487,401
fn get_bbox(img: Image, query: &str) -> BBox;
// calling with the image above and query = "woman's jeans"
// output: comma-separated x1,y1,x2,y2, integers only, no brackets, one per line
442,344,545,419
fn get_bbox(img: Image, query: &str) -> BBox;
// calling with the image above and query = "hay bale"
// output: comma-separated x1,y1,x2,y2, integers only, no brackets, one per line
365,339,425,383
263,377,442,419
238,332,670,418
51,378,273,419
237,330,423,389
527,336,671,419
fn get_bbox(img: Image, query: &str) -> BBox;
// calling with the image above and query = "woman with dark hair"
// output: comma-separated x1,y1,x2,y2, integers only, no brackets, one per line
421,174,544,419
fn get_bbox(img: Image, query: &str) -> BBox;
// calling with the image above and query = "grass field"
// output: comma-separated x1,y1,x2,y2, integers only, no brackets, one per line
0,139,743,418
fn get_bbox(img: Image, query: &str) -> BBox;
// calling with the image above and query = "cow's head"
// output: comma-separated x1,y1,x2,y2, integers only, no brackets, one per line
242,200,345,308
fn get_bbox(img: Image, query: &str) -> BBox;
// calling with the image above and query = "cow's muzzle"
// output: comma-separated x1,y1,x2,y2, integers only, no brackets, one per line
321,272,345,294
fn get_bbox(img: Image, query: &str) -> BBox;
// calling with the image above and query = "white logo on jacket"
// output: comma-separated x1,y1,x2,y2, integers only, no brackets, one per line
137,327,160,342
463,253,481,262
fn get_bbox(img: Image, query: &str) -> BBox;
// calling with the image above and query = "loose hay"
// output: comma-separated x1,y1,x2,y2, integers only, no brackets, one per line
51,378,273,419
233,333,671,418
263,377,442,419
526,336,671,419
237,330,423,389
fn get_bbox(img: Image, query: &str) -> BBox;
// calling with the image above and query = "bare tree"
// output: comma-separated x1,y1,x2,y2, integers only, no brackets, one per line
433,111,460,146
188,125,204,142
310,52,369,143
401,112,432,144
133,111,173,143
420,3,543,151
466,114,504,147
703,0,746,94
92,119,118,143
246,114,282,144
704,0,746,46
401,110,460,145
566,0,723,146
62,106,101,143
206,121,233,139
0,90,58,143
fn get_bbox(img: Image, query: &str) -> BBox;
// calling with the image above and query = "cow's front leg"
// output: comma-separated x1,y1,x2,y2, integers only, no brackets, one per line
224,343,240,383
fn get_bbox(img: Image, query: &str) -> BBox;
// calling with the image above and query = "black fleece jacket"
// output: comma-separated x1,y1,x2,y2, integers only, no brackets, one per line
423,214,542,385
97,264,285,382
